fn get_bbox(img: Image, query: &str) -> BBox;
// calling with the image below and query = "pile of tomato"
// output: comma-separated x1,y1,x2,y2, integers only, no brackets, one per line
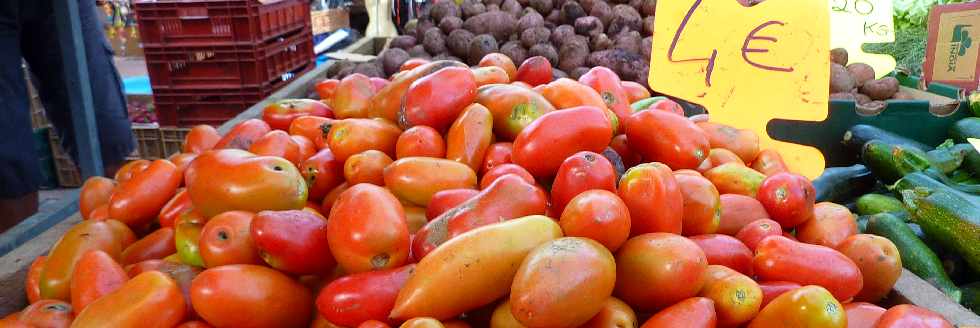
1,54,957,328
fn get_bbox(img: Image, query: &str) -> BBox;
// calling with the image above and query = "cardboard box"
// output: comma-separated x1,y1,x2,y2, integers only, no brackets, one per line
924,2,980,92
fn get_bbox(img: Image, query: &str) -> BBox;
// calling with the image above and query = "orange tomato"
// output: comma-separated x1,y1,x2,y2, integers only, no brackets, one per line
875,305,953,328
718,194,771,235
614,233,707,312
321,182,349,213
747,285,845,328
736,218,783,252
169,152,198,179
400,318,445,328
315,79,340,103
844,302,886,328
79,177,115,220
620,81,651,103
618,163,683,235
474,84,555,140
292,135,317,164
185,149,307,218
696,121,761,163
86,204,109,221
479,53,518,80
480,164,535,190
327,184,410,273
326,118,402,161
70,250,128,314
491,300,527,328
344,150,394,186
837,234,902,302
40,220,135,301
396,126,446,159
536,78,608,111
751,149,789,176
199,211,262,267
176,321,215,328
182,125,221,154
578,297,637,328
472,66,510,86
190,265,312,328
113,159,150,185
332,73,375,119
249,130,304,166
25,256,45,304
289,116,332,145
675,174,721,235
108,159,182,228
558,190,631,252
446,104,494,172
17,299,74,328
359,320,393,328
703,163,766,197
121,227,176,265
384,157,478,206
214,119,271,150
699,265,763,326
510,238,616,328
690,234,754,276
72,271,186,328
400,58,432,72
797,202,858,249
626,108,709,170
699,148,745,173
639,297,716,328
158,189,193,228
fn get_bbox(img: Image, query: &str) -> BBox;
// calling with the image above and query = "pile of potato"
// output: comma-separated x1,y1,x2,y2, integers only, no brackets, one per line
829,48,912,106
329,0,654,87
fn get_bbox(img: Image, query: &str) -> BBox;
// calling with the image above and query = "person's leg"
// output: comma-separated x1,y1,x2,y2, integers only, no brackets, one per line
0,0,41,231
21,0,134,177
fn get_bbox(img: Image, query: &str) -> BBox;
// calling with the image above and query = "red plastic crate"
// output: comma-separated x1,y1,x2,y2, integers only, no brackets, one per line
133,0,309,47
153,87,267,126
144,29,313,89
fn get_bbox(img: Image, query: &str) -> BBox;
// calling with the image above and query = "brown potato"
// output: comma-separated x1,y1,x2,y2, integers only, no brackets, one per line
846,63,875,88
860,77,900,100
831,48,848,66
830,63,855,94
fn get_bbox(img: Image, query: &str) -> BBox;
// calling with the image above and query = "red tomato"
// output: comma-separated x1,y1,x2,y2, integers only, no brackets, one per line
609,134,643,168
321,182,349,213
70,250,127,314
837,234,902,303
199,211,262,267
327,184,411,273
618,163,683,235
758,281,802,308
114,159,150,184
262,99,333,131
515,56,552,86
844,302,886,328
315,79,340,103
316,264,415,327
512,106,613,178
169,152,198,180
675,174,721,236
753,236,863,301
690,234,754,276
480,142,513,175
333,73,375,119
757,172,816,228
579,66,631,126
396,126,446,159
214,119,271,150
401,67,478,132
638,98,685,116
79,177,115,220
751,149,789,176
425,188,479,219
718,194,770,235
108,159,182,229
797,202,858,249
158,190,193,229
479,163,535,190
747,285,845,328
121,227,176,266
445,103,493,172
559,190,631,252
190,265,312,328
252,210,335,274
615,233,707,312
17,299,74,328
620,81,651,103
639,297,716,328
875,305,953,328
550,151,617,215
25,256,45,304
185,149,307,218
399,58,431,72
344,150,394,186
301,148,345,202
291,135,316,164
40,220,135,300
358,320,391,328
176,321,214,328
626,108,709,170
479,53,518,80
289,116,332,146
735,219,783,252
182,125,221,154
72,271,185,328
249,130,304,166
87,205,109,221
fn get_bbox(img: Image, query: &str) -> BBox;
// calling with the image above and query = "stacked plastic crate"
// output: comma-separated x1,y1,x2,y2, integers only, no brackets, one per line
133,0,314,127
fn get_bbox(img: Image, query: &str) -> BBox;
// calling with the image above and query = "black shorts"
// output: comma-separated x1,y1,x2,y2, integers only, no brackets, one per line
0,0,134,197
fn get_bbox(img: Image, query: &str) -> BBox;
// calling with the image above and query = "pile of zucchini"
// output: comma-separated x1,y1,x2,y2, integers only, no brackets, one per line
813,117,980,312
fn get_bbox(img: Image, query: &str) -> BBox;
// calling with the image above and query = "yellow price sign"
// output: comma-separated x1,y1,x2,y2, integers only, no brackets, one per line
829,0,897,78
649,0,830,179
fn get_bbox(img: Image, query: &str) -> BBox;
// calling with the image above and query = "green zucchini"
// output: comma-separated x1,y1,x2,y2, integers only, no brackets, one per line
855,193,907,216
925,141,968,174
951,143,980,176
812,164,877,203
844,124,932,155
894,172,980,204
950,117,980,144
867,213,961,301
900,186,980,274
961,282,980,314
862,140,933,184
